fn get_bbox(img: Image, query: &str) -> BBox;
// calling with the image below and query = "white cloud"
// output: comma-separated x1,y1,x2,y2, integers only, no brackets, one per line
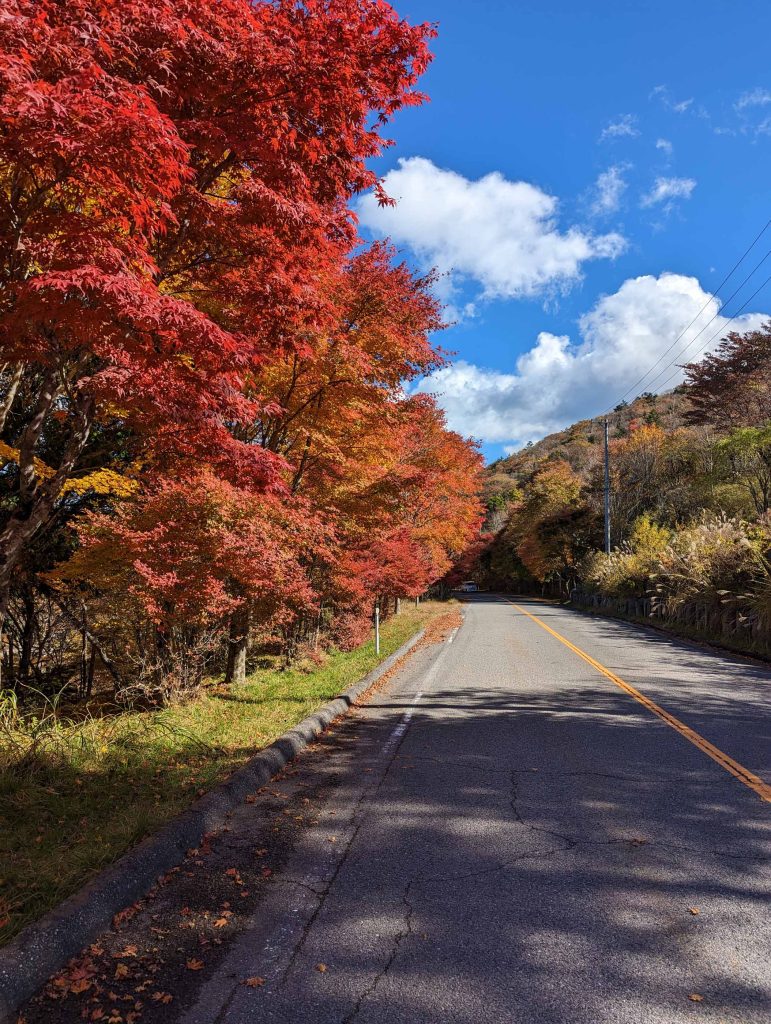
640,176,696,207
356,157,625,303
599,114,639,141
655,138,673,157
736,88,771,111
590,165,628,216
734,89,771,137
651,85,694,113
415,273,769,447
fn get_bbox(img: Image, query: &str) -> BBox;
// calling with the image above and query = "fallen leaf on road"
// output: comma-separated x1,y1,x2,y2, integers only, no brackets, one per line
688,907,700,916
186,959,204,971
243,977,265,988
112,904,141,929
688,994,704,1002
316,963,327,973
113,946,138,959
114,965,130,980
151,993,173,1004
214,918,229,928
70,978,92,995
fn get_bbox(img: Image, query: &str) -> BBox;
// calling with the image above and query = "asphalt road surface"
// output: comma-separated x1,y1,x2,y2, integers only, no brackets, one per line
27,596,771,1024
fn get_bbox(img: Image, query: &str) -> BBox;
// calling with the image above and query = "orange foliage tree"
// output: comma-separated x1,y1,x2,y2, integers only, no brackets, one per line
1,0,486,696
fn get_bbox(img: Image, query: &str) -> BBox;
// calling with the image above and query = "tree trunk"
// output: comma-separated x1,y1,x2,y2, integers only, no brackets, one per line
225,603,250,685
80,604,88,697
0,362,24,434
18,589,35,685
85,644,97,698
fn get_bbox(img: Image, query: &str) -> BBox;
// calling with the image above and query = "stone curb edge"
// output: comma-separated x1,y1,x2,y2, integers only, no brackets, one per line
0,628,426,1022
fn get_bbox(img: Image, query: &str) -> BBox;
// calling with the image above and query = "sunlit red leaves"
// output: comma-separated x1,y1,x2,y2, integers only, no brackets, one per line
0,0,437,590
0,0,483,666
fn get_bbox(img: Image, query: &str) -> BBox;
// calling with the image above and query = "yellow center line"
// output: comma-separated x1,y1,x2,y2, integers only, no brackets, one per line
507,600,771,804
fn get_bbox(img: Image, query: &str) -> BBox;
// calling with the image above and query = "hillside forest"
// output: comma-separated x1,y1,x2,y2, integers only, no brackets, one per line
462,323,771,655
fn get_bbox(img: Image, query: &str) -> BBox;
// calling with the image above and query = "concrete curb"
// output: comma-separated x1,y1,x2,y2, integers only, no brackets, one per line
0,628,425,1023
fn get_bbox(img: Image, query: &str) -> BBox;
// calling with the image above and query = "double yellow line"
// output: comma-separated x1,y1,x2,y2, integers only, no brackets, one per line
508,601,771,804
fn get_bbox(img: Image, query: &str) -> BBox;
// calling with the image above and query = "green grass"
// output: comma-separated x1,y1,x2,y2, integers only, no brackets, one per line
0,602,445,946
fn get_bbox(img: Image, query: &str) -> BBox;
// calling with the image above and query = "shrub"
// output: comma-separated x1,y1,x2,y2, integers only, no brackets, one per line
580,515,671,598
654,512,760,610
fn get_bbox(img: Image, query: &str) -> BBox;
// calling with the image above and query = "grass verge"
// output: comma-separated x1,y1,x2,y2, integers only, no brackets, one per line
0,601,446,946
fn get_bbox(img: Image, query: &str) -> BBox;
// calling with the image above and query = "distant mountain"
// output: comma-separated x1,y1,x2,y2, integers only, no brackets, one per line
482,388,695,531
490,389,692,480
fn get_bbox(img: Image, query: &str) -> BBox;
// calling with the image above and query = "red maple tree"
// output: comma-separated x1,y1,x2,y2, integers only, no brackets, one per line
0,0,435,602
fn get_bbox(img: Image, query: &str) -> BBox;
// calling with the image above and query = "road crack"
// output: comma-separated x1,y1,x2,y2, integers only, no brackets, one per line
508,771,769,864
341,881,415,1024
509,770,581,850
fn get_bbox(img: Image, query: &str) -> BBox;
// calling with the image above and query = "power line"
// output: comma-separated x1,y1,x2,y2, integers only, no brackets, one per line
629,246,771,398
649,267,771,395
605,215,771,413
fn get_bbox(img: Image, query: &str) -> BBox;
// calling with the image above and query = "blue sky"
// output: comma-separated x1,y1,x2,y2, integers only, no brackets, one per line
355,0,771,462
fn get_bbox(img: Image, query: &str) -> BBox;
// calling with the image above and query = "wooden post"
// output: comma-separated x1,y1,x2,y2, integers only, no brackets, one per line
374,602,380,656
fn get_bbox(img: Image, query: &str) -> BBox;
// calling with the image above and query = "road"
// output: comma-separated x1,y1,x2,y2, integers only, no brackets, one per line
25,596,771,1024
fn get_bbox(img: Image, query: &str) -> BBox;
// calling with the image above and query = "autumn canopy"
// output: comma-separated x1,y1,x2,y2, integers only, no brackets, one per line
0,0,483,692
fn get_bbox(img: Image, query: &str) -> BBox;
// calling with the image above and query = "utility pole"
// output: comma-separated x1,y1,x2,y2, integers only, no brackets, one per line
374,601,380,656
603,417,611,555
